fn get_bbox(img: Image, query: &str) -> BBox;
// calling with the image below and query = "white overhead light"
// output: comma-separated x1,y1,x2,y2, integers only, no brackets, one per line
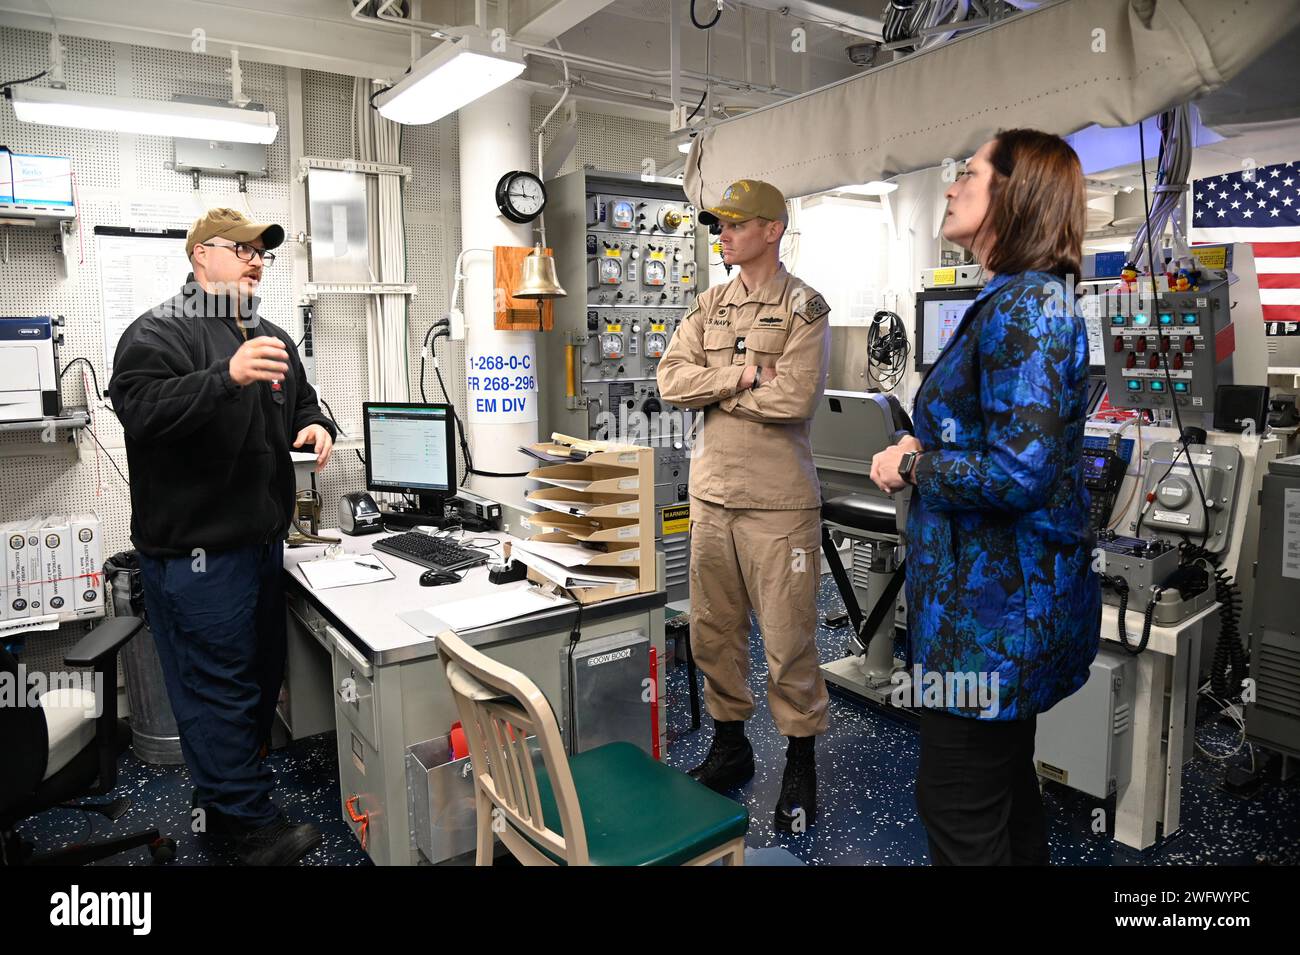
678,140,693,154
7,85,279,143
843,180,899,196
374,34,525,125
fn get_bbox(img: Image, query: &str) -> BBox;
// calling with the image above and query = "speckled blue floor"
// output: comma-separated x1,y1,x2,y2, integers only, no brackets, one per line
14,574,1300,865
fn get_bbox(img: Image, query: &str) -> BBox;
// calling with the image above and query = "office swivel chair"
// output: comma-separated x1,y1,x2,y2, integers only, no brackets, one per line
0,616,176,865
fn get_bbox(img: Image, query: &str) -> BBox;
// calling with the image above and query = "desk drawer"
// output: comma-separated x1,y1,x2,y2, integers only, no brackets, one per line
328,625,379,748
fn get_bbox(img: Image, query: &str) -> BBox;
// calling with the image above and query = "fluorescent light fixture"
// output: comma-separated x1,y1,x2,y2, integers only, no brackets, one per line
678,140,692,154
374,34,525,125
8,85,279,143
843,180,898,196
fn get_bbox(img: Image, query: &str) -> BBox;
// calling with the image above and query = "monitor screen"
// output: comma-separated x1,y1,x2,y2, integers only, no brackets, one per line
915,289,980,370
363,403,456,496
0,151,12,204
10,153,73,207
916,285,1109,376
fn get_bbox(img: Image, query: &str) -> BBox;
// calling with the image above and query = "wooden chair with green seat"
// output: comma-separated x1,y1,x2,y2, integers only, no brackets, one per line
436,629,749,866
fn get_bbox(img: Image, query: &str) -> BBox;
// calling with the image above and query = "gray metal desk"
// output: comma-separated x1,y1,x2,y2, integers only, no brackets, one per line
279,530,668,866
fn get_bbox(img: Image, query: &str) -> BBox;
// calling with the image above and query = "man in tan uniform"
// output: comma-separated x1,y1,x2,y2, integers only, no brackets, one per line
657,179,831,832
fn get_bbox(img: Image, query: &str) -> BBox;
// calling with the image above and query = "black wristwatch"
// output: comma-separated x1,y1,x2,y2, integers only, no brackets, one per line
898,450,919,485
752,366,763,388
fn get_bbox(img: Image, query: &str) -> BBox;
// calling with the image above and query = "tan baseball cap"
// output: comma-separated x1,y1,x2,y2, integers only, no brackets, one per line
699,179,787,225
186,207,285,257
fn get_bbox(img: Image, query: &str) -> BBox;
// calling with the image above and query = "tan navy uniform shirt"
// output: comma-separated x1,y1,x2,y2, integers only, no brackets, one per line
657,265,831,509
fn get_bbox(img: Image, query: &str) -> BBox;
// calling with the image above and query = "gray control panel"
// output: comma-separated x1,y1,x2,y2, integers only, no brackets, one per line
1136,440,1242,551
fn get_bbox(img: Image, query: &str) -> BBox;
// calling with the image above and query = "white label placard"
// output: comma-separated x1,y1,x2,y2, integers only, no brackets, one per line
1284,488,1300,581
466,340,538,424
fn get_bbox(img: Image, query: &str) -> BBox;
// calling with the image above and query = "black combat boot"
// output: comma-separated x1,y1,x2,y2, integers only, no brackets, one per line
774,736,817,832
688,720,755,793
231,813,323,866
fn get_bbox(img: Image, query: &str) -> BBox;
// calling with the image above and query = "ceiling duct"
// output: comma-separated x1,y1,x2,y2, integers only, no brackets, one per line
685,0,1300,208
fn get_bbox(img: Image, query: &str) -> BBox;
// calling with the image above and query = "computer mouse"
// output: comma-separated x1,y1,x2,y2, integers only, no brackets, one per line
419,569,460,587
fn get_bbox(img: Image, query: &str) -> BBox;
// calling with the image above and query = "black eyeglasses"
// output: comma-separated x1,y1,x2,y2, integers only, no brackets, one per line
201,241,276,265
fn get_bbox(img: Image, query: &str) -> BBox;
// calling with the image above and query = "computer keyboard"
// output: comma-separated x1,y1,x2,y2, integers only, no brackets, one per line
373,532,491,573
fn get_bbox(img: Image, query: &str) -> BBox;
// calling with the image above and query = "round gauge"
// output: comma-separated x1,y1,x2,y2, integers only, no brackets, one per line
601,333,624,360
658,206,683,232
645,332,668,358
494,170,547,223
644,259,667,286
610,200,635,230
598,258,623,284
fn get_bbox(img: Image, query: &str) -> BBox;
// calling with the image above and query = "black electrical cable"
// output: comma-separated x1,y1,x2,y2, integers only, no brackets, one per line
690,0,722,30
426,332,528,482
84,424,131,488
59,356,103,401
1107,576,1156,655
566,598,585,757
1180,540,1246,700
1,70,47,90
418,321,450,404
1137,116,1211,547
316,396,347,436
866,308,910,391
685,85,708,123
315,396,362,466
686,19,712,123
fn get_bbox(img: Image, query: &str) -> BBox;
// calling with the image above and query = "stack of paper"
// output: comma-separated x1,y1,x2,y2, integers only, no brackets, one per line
510,539,638,590
518,444,586,464
528,496,600,516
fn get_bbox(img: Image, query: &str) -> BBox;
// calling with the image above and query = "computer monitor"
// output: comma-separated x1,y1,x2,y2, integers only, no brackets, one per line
915,286,1110,378
362,402,457,516
914,288,980,371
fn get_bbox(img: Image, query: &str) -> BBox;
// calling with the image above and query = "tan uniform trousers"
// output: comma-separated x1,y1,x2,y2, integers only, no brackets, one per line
688,495,829,737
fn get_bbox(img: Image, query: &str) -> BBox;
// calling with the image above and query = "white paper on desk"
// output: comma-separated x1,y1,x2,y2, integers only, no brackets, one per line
426,585,573,631
511,546,632,588
511,538,618,568
527,496,598,516
297,554,395,590
532,476,599,491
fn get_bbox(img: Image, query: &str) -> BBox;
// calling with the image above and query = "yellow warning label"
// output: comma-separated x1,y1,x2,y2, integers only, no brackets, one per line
1190,245,1227,270
661,504,690,536
651,323,667,332
603,248,622,258
605,323,623,332
649,250,667,261
931,267,957,287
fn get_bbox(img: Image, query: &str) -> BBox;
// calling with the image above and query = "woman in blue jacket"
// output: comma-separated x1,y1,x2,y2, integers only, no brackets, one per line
871,129,1101,865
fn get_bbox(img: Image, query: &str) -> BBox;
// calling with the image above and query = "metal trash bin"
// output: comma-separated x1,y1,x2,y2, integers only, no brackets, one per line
406,735,482,864
104,551,183,765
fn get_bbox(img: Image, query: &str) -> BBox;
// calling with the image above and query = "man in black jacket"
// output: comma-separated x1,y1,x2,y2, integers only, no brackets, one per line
108,208,336,866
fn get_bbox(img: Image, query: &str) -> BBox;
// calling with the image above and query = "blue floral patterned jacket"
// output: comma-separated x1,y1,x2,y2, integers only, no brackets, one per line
906,270,1101,720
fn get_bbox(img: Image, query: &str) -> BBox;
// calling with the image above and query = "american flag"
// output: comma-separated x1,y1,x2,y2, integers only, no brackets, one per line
1191,159,1300,323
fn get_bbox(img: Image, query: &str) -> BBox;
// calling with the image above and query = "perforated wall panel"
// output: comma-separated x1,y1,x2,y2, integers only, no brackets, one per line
0,18,672,680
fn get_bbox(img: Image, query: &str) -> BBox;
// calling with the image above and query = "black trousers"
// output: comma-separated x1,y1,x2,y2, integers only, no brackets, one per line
915,709,1049,865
